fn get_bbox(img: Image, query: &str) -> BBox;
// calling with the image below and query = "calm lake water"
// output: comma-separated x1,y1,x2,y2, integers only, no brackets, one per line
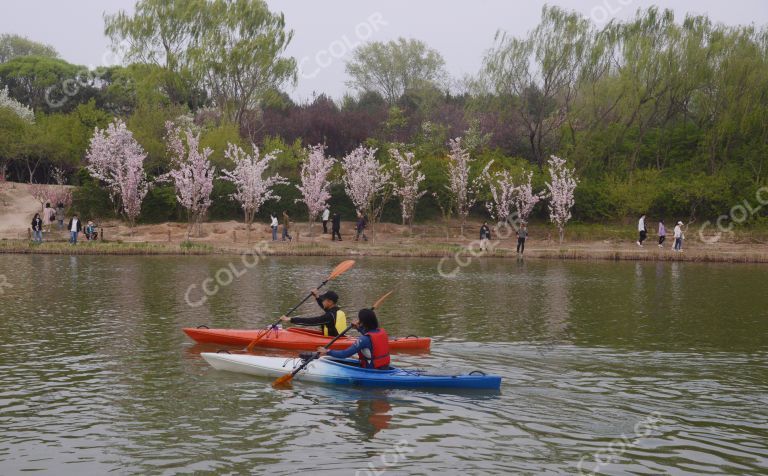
0,254,766,475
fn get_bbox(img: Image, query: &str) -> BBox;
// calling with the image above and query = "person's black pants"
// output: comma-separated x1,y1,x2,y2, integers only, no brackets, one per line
322,220,328,233
639,230,647,244
517,237,526,254
658,236,665,245
332,229,341,241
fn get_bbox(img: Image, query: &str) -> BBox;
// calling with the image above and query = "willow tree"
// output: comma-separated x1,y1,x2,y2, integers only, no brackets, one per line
192,0,296,128
483,6,591,169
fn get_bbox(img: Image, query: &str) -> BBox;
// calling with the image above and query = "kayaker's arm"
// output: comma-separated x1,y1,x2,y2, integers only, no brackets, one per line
320,335,371,360
286,311,334,327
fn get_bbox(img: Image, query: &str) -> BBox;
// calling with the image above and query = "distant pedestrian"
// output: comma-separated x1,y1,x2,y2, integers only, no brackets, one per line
657,220,666,248
31,213,43,243
68,214,81,244
45,202,55,231
331,212,342,241
673,221,684,252
479,221,491,251
281,211,292,242
331,212,341,241
270,213,278,241
355,213,368,241
517,222,529,255
55,202,65,230
322,206,330,234
637,214,647,246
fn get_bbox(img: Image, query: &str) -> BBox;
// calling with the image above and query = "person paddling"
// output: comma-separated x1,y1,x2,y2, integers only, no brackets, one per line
280,290,346,337
316,308,390,369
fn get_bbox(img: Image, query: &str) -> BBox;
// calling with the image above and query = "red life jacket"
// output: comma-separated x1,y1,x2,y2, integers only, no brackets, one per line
359,328,390,369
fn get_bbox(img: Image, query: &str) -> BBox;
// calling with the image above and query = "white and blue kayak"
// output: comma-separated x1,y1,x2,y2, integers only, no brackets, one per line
201,352,501,390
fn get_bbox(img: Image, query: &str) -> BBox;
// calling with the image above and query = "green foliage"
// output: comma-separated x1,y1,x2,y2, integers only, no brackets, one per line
0,34,59,63
346,38,448,104
71,168,114,219
140,185,179,223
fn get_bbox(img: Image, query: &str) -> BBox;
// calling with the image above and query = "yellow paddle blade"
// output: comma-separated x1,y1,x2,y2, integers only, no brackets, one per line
371,290,394,310
328,260,355,281
272,372,294,387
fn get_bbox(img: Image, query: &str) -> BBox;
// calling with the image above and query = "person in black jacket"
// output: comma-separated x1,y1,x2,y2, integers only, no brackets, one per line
279,290,345,337
331,212,342,241
68,214,82,244
31,213,43,243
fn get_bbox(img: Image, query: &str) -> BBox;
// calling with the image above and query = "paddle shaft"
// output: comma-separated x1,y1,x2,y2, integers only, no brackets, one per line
268,278,330,329
285,324,355,379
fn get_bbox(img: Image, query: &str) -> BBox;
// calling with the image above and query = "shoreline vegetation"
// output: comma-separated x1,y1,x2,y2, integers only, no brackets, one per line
2,220,767,263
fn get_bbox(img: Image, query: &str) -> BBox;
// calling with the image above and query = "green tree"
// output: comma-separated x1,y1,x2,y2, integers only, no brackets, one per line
483,6,591,169
346,38,447,104
0,56,92,113
192,0,296,128
0,34,58,63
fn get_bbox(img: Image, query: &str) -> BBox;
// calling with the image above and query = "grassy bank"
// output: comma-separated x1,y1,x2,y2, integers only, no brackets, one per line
2,235,767,263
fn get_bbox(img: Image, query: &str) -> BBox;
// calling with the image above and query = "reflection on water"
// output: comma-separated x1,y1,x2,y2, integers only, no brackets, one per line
0,254,767,474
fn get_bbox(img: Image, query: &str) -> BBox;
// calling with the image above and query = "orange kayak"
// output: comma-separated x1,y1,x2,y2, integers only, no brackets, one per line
183,326,431,352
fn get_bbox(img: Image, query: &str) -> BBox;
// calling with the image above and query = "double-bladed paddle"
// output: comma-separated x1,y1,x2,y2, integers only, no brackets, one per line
272,290,393,387
245,260,355,352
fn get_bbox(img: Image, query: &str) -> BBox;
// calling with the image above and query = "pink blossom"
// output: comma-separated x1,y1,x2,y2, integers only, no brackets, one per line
85,119,150,228
390,148,426,227
484,165,514,221
513,171,543,223
545,155,578,243
341,146,392,213
222,143,287,238
296,145,335,237
162,122,215,238
446,137,489,236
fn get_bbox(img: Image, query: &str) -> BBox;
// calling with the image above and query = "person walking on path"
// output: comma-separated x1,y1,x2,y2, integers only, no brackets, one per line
31,213,43,243
44,203,55,231
637,214,647,246
673,221,684,252
355,213,368,241
281,211,292,242
55,202,65,231
68,214,81,244
270,213,279,241
658,220,667,248
479,221,491,251
517,222,529,255
322,206,330,234
331,212,342,241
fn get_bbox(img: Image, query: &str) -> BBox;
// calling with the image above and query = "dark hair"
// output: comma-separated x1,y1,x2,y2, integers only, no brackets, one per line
358,308,379,331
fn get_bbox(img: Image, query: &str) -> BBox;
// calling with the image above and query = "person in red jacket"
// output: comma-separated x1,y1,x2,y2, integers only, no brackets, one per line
316,308,390,369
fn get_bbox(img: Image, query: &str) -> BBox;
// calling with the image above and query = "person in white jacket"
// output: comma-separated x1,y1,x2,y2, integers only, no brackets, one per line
270,213,279,241
322,207,330,234
673,221,684,252
637,214,647,246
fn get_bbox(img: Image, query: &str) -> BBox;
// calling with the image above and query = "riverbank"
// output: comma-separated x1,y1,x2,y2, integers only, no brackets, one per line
2,234,767,263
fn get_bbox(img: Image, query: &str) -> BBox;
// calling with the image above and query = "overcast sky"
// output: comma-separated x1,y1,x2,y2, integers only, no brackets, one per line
1,0,767,102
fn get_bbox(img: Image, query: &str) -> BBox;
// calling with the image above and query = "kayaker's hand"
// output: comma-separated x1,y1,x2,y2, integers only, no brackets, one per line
316,347,328,355
311,289,319,298
279,315,291,323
